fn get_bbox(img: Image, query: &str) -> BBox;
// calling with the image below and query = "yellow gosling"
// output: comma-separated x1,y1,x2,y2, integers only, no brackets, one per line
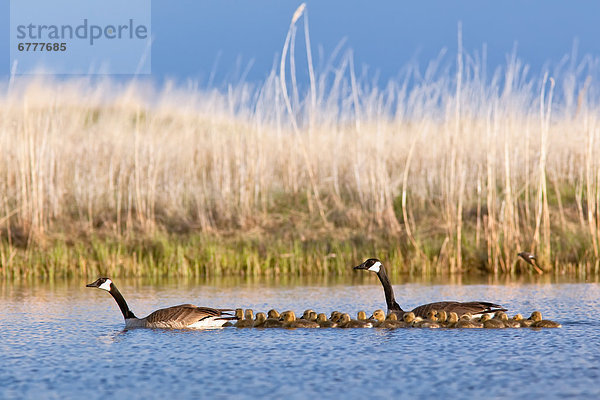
280,311,319,328
338,313,373,328
481,314,504,329
446,312,459,328
316,313,337,328
235,309,255,328
253,312,267,328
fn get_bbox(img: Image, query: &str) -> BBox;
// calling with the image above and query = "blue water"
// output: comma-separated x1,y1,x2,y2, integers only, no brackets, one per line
1,278,599,399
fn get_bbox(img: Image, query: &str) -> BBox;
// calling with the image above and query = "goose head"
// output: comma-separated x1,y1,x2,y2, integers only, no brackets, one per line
479,314,492,322
371,309,386,322
254,312,267,326
86,277,113,292
316,313,328,323
512,313,524,321
267,309,280,319
354,258,383,273
529,311,542,322
280,311,297,322
403,312,416,323
427,310,438,321
338,313,352,324
437,310,447,323
494,311,508,321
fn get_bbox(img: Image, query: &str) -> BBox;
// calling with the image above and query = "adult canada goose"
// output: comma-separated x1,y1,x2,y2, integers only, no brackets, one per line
517,252,543,274
86,277,236,329
354,259,507,318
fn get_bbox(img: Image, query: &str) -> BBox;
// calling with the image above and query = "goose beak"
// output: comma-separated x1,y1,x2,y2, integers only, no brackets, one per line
353,261,368,270
86,279,102,288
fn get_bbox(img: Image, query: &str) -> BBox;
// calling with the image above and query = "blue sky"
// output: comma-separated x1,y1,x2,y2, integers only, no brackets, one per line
2,0,600,86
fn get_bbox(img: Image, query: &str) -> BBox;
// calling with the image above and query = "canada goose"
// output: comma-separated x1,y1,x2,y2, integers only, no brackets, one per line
280,311,319,328
371,309,397,328
86,277,236,329
403,312,417,326
494,311,520,328
385,313,411,328
254,312,267,328
306,311,318,322
517,252,543,274
528,311,562,328
316,313,337,328
446,312,459,328
426,310,438,322
301,309,316,321
437,310,448,325
533,319,562,328
235,309,255,328
455,314,483,328
517,315,534,327
528,311,542,323
257,309,283,328
415,310,440,328
481,314,504,329
354,259,507,318
330,311,342,322
338,313,373,328
357,311,368,321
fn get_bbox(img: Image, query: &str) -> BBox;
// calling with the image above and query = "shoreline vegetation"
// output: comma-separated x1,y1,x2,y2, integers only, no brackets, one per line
3,7,600,279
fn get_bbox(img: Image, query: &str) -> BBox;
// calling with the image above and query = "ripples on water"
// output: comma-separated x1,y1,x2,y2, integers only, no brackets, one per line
1,277,599,399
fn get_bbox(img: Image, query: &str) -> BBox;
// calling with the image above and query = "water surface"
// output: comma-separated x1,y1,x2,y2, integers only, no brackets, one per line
1,276,599,399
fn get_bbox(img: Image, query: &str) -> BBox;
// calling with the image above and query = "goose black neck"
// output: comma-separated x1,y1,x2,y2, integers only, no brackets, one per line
108,284,136,320
376,265,403,313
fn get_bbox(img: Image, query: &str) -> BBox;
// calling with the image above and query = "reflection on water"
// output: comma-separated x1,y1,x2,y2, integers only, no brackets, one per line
1,276,599,400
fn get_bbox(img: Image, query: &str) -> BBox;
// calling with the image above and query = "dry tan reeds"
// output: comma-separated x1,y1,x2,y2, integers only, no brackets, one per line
1,9,600,277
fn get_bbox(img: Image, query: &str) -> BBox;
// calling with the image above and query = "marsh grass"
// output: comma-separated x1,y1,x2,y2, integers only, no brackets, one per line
2,6,600,278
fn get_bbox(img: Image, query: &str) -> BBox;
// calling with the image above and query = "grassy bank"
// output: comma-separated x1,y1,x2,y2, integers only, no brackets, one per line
2,9,600,278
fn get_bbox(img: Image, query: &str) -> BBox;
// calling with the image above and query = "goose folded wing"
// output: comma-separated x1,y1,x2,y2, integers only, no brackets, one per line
145,304,227,325
411,301,506,317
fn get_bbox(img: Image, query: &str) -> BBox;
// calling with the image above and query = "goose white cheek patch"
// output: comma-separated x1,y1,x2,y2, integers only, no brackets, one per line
368,261,381,273
98,280,112,291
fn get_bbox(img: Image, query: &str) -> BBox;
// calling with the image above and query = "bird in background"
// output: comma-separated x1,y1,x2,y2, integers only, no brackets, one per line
517,252,543,274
